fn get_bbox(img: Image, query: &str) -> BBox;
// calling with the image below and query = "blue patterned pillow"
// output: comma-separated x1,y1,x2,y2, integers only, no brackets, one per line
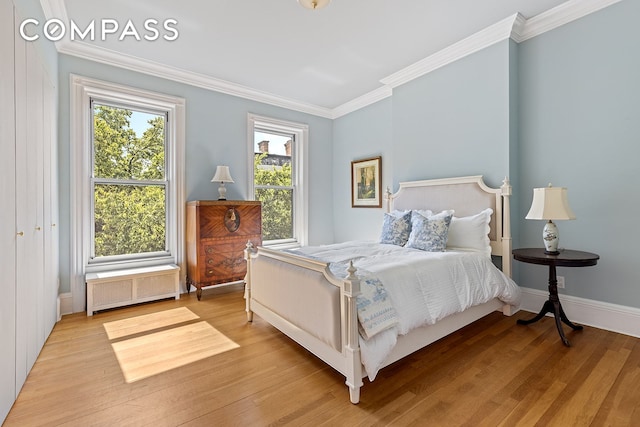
379,210,412,246
406,210,454,251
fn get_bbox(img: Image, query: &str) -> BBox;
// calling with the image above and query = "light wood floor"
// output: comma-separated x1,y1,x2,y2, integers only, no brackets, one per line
5,288,640,426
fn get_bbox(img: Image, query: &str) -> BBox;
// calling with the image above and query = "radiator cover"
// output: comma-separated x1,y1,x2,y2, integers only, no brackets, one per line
86,265,180,316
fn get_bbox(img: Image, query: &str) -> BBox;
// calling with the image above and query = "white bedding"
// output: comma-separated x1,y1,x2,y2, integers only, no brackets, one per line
293,241,521,380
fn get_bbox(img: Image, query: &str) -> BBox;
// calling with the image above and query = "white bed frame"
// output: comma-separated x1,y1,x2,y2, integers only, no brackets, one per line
244,175,513,404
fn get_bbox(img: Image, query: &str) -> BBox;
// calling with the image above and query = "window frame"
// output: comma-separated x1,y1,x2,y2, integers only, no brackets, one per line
247,113,308,248
70,75,185,313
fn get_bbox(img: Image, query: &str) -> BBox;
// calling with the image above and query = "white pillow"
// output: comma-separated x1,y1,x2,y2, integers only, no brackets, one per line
446,208,493,256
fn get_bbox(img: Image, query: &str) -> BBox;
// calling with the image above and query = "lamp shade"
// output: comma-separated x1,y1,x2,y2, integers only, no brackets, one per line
525,185,576,221
211,165,234,183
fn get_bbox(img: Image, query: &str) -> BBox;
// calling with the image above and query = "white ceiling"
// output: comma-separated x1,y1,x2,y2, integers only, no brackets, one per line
55,0,574,112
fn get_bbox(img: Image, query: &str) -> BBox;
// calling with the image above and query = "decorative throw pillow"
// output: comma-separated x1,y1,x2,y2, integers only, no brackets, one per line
379,210,412,246
413,209,433,218
446,208,493,256
406,210,454,251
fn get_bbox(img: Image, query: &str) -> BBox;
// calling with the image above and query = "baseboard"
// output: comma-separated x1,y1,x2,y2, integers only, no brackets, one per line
58,292,73,317
519,287,640,339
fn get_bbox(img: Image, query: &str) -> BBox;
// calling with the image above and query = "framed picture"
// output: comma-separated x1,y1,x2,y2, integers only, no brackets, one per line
351,156,382,208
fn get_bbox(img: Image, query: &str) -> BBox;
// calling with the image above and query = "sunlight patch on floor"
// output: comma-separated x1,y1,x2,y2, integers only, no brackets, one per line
103,307,200,339
104,308,240,383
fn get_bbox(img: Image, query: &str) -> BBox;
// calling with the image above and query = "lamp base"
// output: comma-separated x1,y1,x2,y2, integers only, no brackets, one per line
217,183,227,200
543,220,559,254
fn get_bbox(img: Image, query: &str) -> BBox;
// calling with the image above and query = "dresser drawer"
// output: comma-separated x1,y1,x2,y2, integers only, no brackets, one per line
199,205,262,239
200,251,247,283
202,235,261,256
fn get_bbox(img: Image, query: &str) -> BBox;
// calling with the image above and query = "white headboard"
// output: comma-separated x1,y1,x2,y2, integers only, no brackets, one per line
387,175,512,277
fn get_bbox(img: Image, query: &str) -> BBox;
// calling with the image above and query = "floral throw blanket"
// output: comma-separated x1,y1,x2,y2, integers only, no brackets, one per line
328,261,399,340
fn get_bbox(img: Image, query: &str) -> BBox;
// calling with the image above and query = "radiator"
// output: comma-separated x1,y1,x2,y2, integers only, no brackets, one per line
86,264,180,316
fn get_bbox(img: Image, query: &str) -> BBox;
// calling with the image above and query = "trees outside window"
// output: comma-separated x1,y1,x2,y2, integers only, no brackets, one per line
253,136,293,241
248,114,308,247
92,104,168,259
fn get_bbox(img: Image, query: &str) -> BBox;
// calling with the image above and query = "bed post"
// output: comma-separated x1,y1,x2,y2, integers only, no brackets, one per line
343,261,363,404
501,177,512,278
385,186,393,213
244,241,256,322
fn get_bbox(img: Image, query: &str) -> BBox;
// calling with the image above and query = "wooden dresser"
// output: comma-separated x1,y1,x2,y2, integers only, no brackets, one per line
186,200,261,300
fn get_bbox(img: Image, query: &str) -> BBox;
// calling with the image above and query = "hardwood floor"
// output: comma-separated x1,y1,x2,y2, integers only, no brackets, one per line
5,288,640,426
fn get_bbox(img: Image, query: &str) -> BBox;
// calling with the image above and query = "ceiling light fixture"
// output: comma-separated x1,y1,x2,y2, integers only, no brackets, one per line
298,0,331,10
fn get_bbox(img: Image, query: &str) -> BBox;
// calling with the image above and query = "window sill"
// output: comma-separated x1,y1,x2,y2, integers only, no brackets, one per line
262,241,302,251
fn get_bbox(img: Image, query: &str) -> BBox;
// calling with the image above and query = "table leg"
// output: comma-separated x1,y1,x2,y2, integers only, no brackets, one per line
517,263,581,346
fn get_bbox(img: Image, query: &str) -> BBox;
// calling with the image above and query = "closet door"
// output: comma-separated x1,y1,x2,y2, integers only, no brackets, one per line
43,73,58,334
30,41,46,355
13,8,30,393
0,0,17,421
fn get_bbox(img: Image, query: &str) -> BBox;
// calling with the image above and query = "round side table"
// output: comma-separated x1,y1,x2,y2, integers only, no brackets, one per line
513,248,599,346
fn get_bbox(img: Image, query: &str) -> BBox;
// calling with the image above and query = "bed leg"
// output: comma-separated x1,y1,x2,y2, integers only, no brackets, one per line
244,242,256,323
348,384,361,404
502,303,514,316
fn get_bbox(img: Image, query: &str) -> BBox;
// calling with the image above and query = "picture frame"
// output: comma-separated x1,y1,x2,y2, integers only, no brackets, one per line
351,156,382,208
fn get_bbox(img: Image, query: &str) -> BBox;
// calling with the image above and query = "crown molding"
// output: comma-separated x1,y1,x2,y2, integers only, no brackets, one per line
57,41,334,118
380,13,520,89
42,0,623,119
516,0,624,42
331,86,392,119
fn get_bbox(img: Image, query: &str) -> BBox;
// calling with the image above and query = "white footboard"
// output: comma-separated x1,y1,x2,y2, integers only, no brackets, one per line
244,243,364,404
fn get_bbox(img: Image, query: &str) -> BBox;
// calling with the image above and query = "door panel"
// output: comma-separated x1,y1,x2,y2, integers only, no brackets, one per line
0,0,17,421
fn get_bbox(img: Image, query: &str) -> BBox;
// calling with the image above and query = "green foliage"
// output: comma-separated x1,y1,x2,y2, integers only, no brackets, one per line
93,105,166,258
254,153,293,241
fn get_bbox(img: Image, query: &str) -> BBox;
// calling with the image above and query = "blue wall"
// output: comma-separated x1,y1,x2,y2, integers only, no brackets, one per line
392,40,513,188
517,0,640,307
332,98,392,241
332,40,515,243
57,55,334,293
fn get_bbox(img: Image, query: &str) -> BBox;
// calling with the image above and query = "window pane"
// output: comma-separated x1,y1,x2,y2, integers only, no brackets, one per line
94,184,166,257
255,188,293,241
254,131,292,186
93,104,165,180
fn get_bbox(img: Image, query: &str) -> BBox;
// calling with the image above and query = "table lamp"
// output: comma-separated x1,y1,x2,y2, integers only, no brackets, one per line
211,165,234,200
525,184,576,255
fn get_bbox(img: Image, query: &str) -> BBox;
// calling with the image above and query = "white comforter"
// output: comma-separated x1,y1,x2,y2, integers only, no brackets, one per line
294,241,521,380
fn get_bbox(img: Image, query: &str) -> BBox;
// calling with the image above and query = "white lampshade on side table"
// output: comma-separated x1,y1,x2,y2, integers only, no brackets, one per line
211,166,234,200
525,184,576,254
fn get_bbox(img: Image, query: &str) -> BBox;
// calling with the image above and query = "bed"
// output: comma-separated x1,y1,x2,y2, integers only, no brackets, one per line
244,175,520,404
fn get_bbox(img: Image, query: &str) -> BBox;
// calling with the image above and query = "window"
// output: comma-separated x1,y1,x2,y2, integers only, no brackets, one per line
248,114,308,247
91,103,168,261
70,75,185,312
